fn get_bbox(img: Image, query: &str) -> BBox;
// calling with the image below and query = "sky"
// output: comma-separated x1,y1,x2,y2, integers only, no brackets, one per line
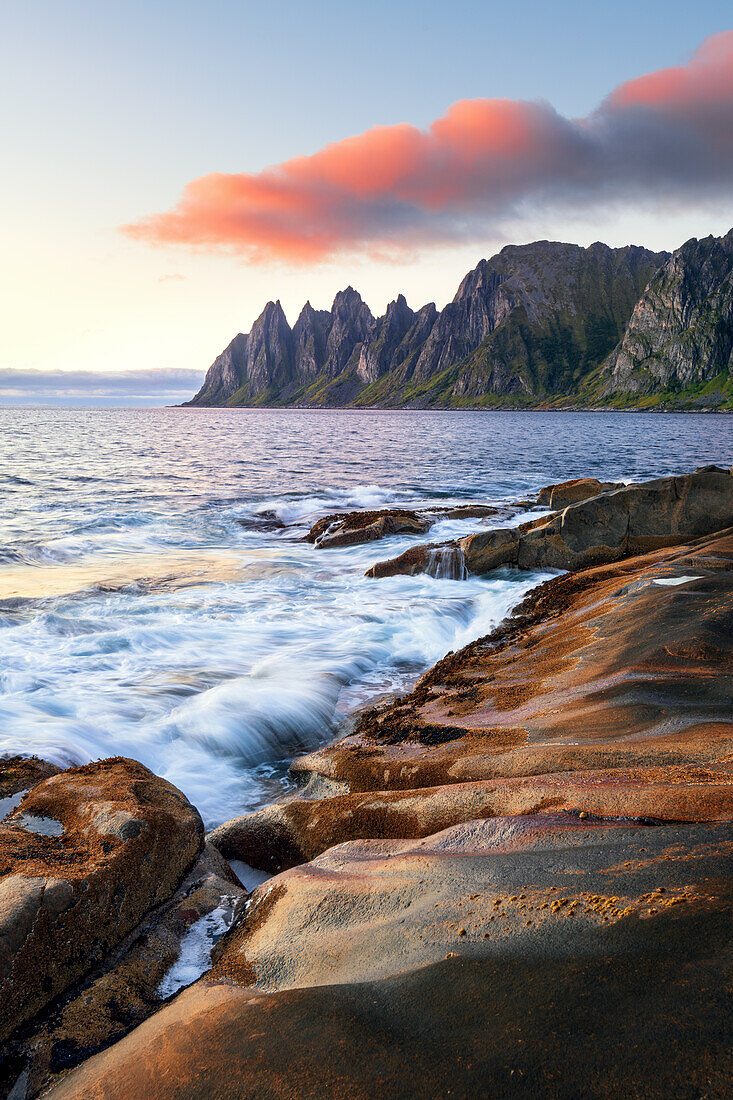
2,1,733,404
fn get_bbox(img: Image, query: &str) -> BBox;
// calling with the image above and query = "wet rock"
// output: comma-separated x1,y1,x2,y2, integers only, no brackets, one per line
308,501,527,553
367,466,733,577
46,817,733,1099
0,759,62,837
1,845,245,1099
281,530,733,851
306,508,431,549
0,758,204,1045
37,497,733,1099
210,764,733,873
0,759,60,804
365,542,439,578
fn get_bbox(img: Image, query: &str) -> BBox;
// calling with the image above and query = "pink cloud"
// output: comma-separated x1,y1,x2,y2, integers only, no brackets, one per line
124,32,733,263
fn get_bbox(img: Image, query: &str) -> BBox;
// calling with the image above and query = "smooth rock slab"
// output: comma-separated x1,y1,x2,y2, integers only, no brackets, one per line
46,817,733,1099
314,530,733,789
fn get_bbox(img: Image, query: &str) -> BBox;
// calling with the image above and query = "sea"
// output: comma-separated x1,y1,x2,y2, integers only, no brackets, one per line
0,407,730,828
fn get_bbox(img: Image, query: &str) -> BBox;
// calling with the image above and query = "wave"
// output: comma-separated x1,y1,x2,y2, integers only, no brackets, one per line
249,484,410,526
0,551,546,827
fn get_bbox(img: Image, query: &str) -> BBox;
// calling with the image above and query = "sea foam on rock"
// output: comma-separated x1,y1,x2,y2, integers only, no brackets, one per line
215,525,733,868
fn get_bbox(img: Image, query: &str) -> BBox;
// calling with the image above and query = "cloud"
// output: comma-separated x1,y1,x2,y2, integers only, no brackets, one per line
158,273,187,283
0,368,204,405
124,32,733,264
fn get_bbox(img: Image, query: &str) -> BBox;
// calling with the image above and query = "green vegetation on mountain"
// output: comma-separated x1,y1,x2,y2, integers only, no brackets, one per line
186,231,733,412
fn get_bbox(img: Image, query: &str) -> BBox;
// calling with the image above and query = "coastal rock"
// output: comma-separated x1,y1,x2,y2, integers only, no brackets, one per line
209,765,733,872
306,502,509,551
0,758,204,1045
250,527,733,863
0,757,60,815
306,508,431,549
47,817,733,1099
365,541,455,578
535,476,623,508
367,466,733,577
2,844,245,1099
37,482,733,1098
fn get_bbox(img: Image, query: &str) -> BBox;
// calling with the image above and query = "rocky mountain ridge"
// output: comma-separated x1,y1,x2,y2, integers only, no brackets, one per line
186,231,733,411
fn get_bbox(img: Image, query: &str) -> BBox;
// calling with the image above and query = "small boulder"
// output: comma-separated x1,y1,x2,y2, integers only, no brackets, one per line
3,844,245,1098
306,508,431,549
536,477,622,509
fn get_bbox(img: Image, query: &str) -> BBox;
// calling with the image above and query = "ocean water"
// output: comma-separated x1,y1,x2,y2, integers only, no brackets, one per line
0,407,730,827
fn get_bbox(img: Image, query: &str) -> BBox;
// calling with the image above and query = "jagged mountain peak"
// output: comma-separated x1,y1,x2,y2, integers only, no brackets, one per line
187,231,731,410
252,299,290,328
384,294,413,323
331,286,366,311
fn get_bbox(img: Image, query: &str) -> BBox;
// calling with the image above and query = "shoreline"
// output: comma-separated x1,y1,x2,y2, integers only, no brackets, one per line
2,466,733,1097
174,402,733,413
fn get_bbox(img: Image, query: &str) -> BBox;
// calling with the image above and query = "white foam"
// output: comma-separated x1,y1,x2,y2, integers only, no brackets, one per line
157,899,236,1000
228,859,271,892
252,484,405,526
652,575,702,587
425,546,467,580
0,560,549,827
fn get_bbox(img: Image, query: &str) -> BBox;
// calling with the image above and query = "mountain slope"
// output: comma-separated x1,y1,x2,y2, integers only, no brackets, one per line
594,230,733,409
185,232,733,411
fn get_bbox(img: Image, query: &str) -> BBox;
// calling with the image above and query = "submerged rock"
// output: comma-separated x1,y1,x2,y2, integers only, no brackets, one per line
0,758,204,1046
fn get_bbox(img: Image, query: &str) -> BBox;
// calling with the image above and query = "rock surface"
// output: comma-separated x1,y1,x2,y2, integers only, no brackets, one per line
535,476,622,508
47,816,733,1099
304,502,508,549
367,466,733,577
36,478,733,1098
602,229,733,400
305,508,431,549
215,525,733,869
0,759,61,831
0,758,204,1046
2,845,244,1099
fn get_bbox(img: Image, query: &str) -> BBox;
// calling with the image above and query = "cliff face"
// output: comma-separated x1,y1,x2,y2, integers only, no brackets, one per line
601,230,733,398
185,231,733,410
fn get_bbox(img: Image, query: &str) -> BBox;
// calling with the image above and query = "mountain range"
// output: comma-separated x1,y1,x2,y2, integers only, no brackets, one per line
186,229,733,411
